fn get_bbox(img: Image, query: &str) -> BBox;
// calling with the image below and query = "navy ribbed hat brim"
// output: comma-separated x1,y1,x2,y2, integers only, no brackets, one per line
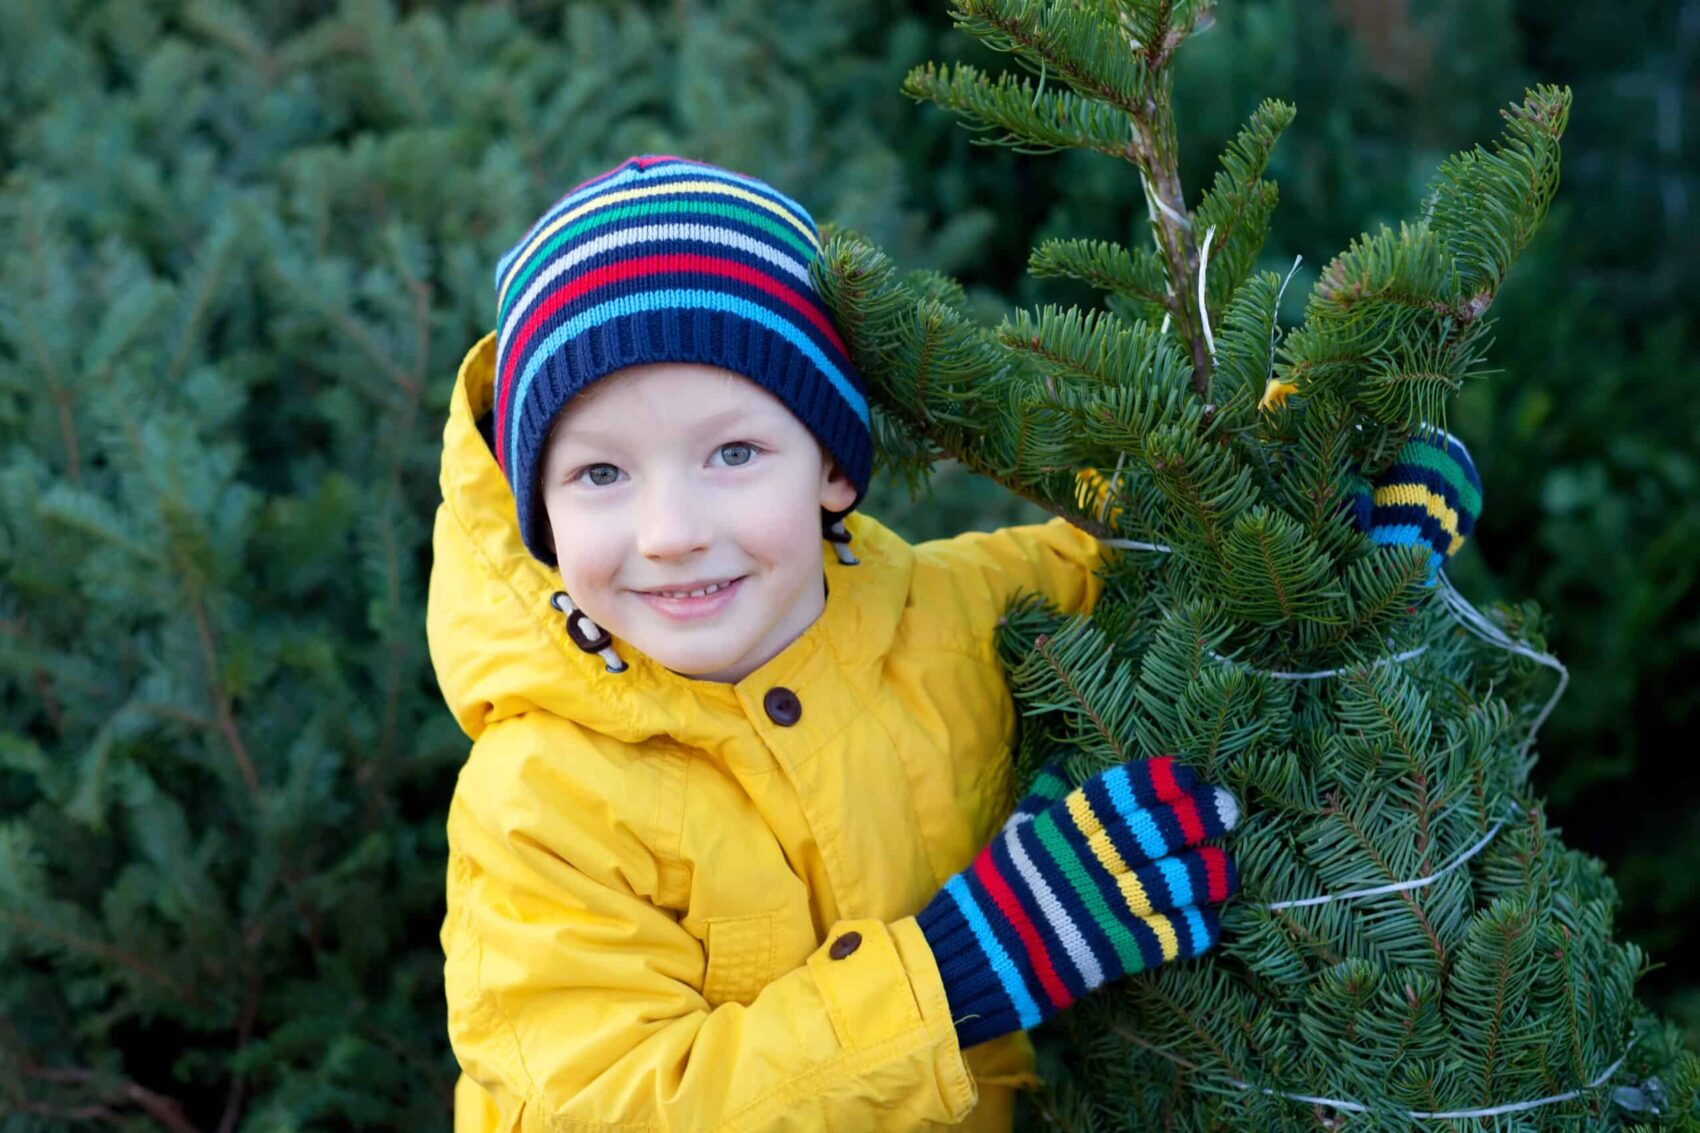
511,305,871,565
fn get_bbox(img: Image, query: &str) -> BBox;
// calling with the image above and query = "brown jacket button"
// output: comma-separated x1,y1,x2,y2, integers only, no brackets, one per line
829,931,862,960
763,687,802,726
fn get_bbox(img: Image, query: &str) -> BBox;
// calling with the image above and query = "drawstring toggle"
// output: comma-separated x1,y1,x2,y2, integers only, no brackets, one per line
550,591,628,673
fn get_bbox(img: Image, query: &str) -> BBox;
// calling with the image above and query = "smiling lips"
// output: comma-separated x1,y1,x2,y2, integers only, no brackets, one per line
639,577,742,599
634,576,747,622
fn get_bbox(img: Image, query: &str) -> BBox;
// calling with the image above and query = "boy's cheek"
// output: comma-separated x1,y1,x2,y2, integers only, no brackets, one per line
549,524,624,602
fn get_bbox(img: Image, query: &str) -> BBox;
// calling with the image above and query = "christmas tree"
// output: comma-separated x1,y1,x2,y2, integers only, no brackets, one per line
814,1,1700,1127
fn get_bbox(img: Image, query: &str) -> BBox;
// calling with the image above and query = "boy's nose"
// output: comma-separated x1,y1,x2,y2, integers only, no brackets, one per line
634,479,712,560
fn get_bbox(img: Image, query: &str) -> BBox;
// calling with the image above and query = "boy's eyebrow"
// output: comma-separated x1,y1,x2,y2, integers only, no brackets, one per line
555,406,770,443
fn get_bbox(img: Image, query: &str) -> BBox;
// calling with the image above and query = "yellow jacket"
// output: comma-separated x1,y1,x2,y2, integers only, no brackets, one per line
429,331,1105,1132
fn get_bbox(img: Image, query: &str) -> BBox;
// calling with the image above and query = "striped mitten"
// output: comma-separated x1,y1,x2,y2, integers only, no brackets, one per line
915,755,1240,1049
1349,427,1483,581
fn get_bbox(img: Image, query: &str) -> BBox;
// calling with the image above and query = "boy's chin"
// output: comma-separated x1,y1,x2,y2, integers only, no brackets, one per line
654,649,752,683
628,632,754,682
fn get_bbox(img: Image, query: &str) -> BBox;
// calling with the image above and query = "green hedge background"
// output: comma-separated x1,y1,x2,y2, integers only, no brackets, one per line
1,0,1694,1126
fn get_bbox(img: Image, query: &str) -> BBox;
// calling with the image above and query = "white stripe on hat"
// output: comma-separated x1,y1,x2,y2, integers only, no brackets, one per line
496,159,816,286
497,223,812,362
497,179,817,310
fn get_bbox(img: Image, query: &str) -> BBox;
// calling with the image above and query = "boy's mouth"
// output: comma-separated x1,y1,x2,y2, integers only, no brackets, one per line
636,575,745,599
633,575,747,622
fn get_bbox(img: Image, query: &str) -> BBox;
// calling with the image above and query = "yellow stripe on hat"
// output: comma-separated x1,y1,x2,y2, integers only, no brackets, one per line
1374,483,1462,540
1139,910,1182,962
496,180,820,310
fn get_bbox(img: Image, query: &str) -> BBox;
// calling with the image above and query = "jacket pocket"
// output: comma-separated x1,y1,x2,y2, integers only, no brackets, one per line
702,911,777,1007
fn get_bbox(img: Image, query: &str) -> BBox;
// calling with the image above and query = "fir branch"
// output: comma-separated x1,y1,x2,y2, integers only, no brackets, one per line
996,304,1179,388
1268,903,1342,968
1425,85,1572,301
1125,972,1249,1080
19,208,82,484
1320,790,1448,970
163,208,245,390
12,1061,202,1133
214,961,261,1133
903,61,1136,156
1028,237,1170,307
1035,632,1128,761
1206,270,1284,436
948,0,1158,119
1191,99,1295,311
186,586,261,804
1131,126,1211,397
1220,507,1345,625
0,910,204,1007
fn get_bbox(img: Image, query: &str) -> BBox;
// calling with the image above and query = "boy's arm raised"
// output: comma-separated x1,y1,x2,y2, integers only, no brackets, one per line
914,514,1106,633
443,722,980,1132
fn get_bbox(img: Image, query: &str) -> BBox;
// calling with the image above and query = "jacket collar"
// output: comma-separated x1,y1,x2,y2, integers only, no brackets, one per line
428,331,913,750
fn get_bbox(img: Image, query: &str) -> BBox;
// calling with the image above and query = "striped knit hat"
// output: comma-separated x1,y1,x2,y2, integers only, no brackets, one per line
1350,426,1484,579
491,155,873,564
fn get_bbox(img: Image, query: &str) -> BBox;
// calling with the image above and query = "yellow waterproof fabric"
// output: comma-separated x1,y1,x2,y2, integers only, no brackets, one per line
430,331,1105,1132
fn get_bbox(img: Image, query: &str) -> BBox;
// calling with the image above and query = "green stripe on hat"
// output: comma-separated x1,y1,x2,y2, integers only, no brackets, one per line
499,199,818,323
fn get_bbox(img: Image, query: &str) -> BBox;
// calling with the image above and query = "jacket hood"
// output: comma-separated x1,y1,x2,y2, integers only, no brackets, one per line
426,331,914,751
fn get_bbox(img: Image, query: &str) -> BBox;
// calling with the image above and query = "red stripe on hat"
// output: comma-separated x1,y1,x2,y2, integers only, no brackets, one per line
1170,792,1207,846
1200,846,1229,902
971,851,1073,1010
496,253,848,458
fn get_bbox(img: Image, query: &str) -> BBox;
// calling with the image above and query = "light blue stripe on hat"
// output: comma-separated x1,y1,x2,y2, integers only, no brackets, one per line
498,223,812,362
944,874,1042,1029
504,288,871,473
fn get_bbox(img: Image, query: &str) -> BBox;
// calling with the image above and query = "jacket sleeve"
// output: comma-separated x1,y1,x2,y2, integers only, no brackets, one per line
914,515,1107,637
442,720,980,1132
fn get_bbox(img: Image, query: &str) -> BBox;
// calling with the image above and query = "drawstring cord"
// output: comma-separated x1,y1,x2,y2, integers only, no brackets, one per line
551,523,858,672
824,520,859,565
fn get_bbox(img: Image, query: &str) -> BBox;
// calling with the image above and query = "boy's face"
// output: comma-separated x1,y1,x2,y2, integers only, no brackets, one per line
537,362,858,684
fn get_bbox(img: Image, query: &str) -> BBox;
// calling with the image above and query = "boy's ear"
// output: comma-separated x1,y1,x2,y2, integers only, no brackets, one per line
820,455,858,512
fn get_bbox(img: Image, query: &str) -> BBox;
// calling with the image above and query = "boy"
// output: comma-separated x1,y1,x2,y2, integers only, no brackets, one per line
427,155,1241,1132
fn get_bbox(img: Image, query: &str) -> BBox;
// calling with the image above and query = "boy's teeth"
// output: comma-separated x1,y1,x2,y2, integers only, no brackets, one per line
659,581,725,598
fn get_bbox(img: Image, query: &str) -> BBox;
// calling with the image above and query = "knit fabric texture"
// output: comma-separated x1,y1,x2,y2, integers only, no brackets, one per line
1350,426,1484,580
915,756,1240,1049
490,154,872,564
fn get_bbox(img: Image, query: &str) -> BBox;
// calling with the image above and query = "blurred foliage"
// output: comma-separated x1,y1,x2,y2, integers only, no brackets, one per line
0,0,1693,1125
0,0,997,1124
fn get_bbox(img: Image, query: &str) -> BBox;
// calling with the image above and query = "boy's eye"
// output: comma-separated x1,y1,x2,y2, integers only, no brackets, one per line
718,443,755,467
581,463,620,487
